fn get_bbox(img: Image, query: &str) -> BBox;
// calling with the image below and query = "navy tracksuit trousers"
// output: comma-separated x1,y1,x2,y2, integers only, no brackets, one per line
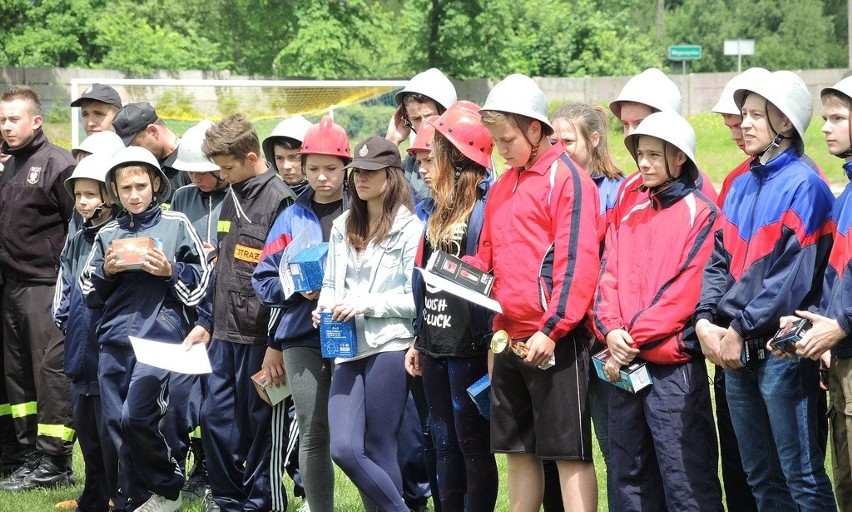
99,345,184,509
201,338,272,512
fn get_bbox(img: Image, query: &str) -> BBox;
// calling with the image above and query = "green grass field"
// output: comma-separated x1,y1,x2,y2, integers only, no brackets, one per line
17,113,838,510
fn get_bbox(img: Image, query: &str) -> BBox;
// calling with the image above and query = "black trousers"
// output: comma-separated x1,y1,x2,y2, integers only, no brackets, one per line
2,279,73,457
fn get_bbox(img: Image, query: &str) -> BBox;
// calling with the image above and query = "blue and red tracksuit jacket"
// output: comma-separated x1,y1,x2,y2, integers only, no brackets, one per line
819,161,852,359
718,153,829,208
593,176,717,364
695,147,834,340
252,189,338,350
464,143,600,341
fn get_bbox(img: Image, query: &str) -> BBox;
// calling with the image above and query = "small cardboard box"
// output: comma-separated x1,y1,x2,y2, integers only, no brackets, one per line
111,237,157,270
251,369,292,407
592,349,652,393
466,374,491,420
319,311,357,358
427,250,494,295
288,243,329,292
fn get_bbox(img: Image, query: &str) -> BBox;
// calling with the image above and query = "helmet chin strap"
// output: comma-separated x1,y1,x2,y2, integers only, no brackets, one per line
758,99,792,161
521,130,544,170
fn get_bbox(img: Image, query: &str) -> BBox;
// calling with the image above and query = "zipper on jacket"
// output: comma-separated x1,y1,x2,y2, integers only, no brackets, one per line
740,174,763,276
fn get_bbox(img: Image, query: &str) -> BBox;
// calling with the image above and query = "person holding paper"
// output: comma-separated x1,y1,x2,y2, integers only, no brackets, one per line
591,112,722,511
311,136,422,512
184,114,296,512
80,146,211,512
253,116,351,512
404,101,498,511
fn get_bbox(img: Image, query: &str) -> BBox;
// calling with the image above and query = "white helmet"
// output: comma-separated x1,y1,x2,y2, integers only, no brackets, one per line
64,152,114,199
821,76,852,158
610,68,682,118
106,146,171,205
261,115,313,164
734,70,812,146
482,73,552,131
174,120,219,173
395,68,457,110
71,131,125,160
711,67,771,115
821,75,852,103
625,111,697,180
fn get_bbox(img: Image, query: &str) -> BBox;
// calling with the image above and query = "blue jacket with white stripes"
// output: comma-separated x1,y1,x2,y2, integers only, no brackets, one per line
80,203,211,347
54,213,117,394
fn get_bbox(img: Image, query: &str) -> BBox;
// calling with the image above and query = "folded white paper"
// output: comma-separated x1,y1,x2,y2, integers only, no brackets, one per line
129,336,212,374
416,267,503,313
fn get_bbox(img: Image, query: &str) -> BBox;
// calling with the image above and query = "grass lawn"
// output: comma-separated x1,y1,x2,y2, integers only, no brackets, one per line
0,362,835,510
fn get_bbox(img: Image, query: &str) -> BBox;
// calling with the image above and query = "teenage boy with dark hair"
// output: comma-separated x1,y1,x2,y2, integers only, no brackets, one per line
262,115,313,196
70,83,123,137
183,113,295,512
81,145,210,512
0,85,76,491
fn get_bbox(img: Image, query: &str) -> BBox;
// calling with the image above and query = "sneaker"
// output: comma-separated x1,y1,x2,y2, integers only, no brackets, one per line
2,454,74,491
135,493,181,512
53,499,78,510
201,490,220,512
0,452,42,489
297,500,311,512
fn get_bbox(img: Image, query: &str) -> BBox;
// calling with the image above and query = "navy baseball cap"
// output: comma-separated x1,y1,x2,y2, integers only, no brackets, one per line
70,83,122,109
112,102,158,146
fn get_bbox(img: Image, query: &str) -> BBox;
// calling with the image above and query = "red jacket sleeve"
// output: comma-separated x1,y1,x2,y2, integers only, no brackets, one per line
539,166,600,341
592,220,623,340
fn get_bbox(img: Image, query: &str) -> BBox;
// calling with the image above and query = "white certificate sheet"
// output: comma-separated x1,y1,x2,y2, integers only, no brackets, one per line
129,336,212,375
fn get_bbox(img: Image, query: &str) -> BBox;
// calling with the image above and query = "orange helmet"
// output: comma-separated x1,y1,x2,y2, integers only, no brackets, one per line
432,100,493,169
406,115,439,155
300,116,351,162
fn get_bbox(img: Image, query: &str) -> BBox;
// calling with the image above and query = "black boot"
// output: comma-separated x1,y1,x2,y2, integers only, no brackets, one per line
0,451,42,489
1,453,74,491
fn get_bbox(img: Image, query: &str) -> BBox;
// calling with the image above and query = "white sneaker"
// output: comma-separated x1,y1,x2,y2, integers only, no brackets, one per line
297,500,311,512
135,493,182,512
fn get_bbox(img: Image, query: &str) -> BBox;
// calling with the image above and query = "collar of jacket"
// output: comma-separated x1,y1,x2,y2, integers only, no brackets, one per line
198,186,228,201
116,202,162,230
748,146,798,182
844,160,852,182
231,166,291,200
649,174,696,210
511,143,565,176
81,211,119,243
2,128,47,157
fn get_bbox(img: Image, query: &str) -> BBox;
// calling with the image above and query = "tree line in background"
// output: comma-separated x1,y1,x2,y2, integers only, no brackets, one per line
1,0,846,78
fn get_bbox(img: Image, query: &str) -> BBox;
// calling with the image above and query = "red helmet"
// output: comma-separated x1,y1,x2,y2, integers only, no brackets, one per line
432,100,493,169
300,116,351,161
406,115,439,155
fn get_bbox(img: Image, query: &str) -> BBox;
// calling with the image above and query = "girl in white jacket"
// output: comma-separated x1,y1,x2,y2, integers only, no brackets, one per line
312,136,422,512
